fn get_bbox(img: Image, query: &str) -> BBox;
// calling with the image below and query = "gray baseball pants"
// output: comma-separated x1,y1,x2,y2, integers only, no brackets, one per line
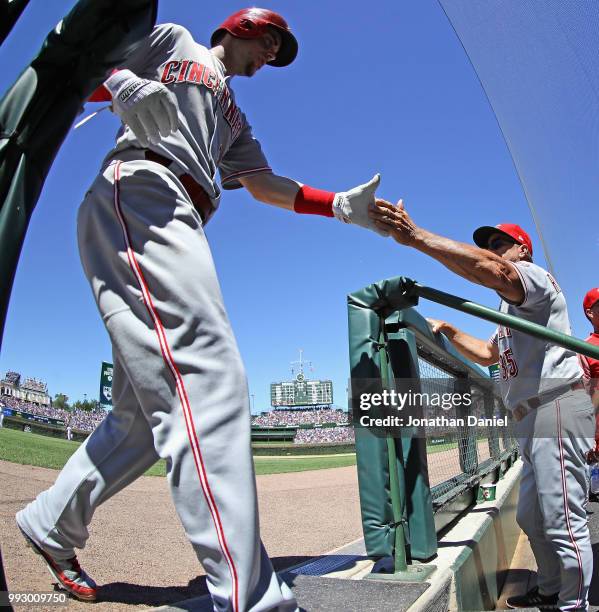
16,159,297,612
515,388,594,611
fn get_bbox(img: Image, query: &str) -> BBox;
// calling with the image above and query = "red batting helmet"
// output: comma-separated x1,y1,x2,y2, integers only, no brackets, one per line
211,8,298,67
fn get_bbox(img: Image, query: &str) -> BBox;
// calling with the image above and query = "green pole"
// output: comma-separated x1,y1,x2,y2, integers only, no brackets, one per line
414,283,599,360
377,328,408,573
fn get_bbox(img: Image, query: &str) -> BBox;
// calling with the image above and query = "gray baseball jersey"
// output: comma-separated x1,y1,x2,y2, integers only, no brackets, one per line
488,260,594,609
105,23,272,208
490,260,582,410
17,23,297,612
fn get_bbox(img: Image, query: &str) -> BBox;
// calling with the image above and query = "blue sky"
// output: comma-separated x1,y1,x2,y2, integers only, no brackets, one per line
0,0,583,412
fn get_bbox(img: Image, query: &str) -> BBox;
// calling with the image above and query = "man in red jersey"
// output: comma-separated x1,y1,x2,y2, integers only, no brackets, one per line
582,288,599,466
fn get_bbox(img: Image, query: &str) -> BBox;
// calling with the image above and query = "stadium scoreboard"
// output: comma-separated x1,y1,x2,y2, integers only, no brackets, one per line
270,374,333,407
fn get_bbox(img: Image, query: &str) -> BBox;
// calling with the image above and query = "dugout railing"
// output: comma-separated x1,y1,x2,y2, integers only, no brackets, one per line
404,307,517,528
347,275,599,580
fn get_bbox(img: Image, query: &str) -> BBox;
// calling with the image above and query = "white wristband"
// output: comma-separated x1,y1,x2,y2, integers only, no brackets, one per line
104,69,140,100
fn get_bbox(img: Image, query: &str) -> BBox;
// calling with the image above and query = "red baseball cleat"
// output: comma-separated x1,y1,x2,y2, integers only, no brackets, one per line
17,526,97,601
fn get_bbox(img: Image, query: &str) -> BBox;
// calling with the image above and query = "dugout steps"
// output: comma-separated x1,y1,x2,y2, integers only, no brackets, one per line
153,461,522,612
425,460,521,611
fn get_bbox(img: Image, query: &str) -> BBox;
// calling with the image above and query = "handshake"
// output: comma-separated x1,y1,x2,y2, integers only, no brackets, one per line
333,176,416,242
332,174,390,237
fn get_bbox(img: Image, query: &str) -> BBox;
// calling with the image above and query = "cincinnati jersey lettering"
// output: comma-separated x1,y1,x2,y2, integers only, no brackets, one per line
161,60,243,139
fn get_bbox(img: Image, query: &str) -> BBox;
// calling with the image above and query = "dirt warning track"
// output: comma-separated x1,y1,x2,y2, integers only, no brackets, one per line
0,460,361,611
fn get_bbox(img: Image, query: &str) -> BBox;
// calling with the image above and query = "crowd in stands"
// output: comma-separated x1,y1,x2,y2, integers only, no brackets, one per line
0,398,355,441
3,371,20,385
250,408,354,445
0,396,106,433
251,408,350,427
293,427,355,445
21,377,48,393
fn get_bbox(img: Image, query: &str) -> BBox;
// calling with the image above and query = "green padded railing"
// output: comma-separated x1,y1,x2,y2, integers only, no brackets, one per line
348,274,592,576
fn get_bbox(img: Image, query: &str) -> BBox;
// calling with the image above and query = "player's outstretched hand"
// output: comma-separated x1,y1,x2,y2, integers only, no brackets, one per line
426,318,446,334
333,174,389,237
426,318,456,339
104,69,179,147
368,198,419,245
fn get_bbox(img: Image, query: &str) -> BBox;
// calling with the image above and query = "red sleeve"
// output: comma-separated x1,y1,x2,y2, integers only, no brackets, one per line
580,354,592,380
87,69,119,102
88,84,111,102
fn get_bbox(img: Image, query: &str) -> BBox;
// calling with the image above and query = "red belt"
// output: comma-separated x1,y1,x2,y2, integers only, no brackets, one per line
144,150,213,225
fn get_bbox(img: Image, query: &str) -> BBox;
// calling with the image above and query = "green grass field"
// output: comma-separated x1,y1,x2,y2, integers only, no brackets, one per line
0,428,356,476
427,441,459,453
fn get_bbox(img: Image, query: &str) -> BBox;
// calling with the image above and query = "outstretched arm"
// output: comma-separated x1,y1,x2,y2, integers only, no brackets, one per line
369,199,524,303
238,173,300,210
427,318,499,366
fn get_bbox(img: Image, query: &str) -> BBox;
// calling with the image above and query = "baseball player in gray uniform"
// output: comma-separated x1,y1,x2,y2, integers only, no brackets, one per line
369,200,594,611
16,8,386,610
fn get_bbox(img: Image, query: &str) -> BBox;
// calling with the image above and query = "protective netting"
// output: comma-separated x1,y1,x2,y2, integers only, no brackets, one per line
437,1,599,331
417,351,515,502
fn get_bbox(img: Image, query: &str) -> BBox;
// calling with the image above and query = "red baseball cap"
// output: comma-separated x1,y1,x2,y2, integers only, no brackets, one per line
583,288,599,315
473,223,533,256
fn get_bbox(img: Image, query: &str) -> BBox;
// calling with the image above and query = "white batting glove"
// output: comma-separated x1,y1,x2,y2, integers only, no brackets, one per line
104,69,179,147
333,174,389,237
